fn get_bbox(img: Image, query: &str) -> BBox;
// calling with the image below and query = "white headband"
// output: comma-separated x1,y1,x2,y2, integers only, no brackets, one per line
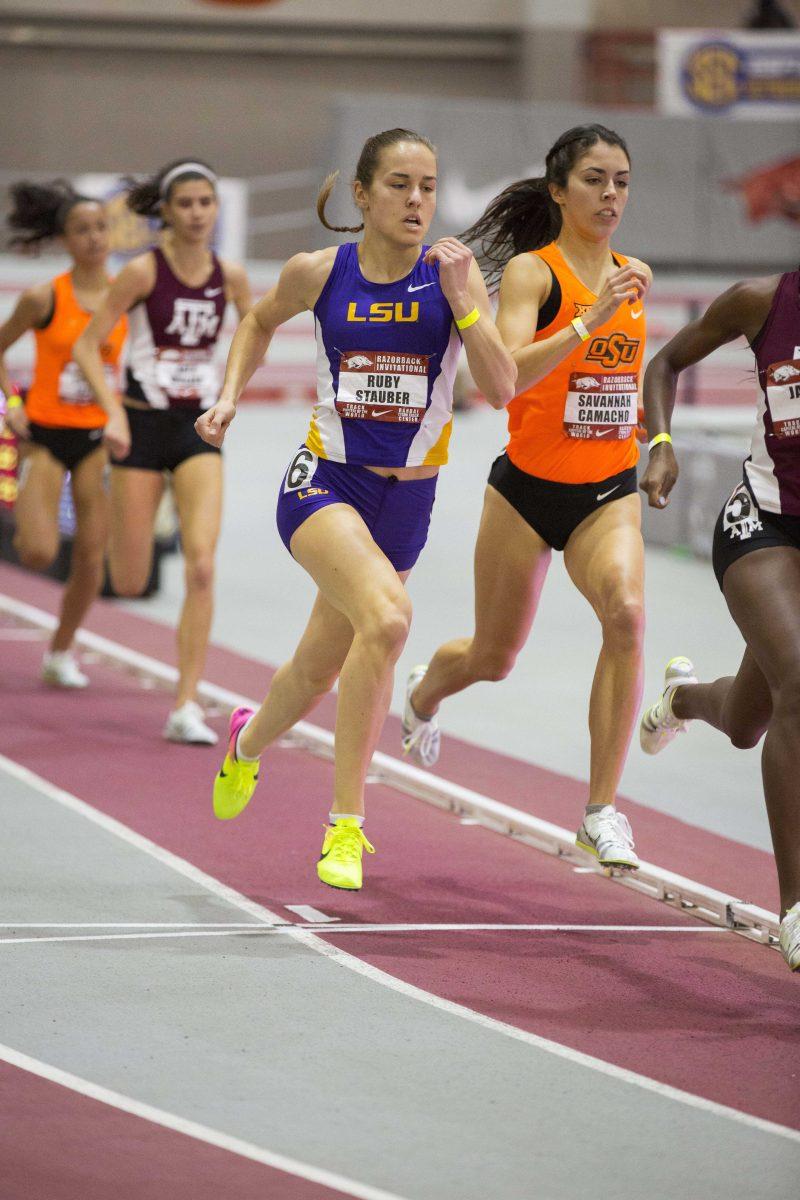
159,162,218,198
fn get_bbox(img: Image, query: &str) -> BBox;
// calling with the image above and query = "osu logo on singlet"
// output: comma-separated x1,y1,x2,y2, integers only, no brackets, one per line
165,299,221,347
585,332,640,370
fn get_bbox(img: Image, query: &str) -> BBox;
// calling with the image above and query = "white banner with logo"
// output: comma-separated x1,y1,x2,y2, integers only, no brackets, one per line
658,29,800,120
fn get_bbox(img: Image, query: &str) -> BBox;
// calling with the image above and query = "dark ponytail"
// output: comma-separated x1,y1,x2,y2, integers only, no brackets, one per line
461,124,630,287
7,179,97,250
126,158,218,220
317,127,436,234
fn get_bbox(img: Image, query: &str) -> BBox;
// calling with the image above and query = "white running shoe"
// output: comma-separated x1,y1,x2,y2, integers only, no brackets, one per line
576,805,639,870
401,664,440,768
42,650,89,689
779,902,800,971
163,700,218,746
639,656,699,756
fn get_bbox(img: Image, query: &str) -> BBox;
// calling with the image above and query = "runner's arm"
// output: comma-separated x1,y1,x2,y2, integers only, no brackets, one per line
196,249,334,447
640,281,762,509
222,260,254,322
0,285,52,438
499,254,649,395
73,256,152,416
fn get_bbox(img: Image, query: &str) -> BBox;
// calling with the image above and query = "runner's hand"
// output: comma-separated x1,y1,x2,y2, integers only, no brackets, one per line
3,403,29,440
635,406,648,444
586,265,649,332
423,238,474,310
103,406,131,461
639,441,679,508
196,398,236,448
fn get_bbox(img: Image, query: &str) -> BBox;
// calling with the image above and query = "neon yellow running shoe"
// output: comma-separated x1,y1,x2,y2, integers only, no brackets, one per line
213,706,260,820
317,818,375,890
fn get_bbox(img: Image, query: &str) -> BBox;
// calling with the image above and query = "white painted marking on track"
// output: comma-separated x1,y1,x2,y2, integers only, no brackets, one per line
0,923,732,947
459,817,480,825
0,626,47,640
285,904,340,923
0,1042,410,1200
573,867,596,873
1,747,798,1148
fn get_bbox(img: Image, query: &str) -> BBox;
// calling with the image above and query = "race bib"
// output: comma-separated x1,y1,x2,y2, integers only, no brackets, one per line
58,360,115,406
336,350,429,424
155,347,218,403
563,371,638,440
766,358,800,438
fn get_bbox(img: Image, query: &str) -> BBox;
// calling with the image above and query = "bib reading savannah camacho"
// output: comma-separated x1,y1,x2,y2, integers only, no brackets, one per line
307,242,460,468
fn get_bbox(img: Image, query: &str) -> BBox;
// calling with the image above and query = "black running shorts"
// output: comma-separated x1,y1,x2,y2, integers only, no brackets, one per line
487,452,638,551
712,475,800,590
28,422,106,472
116,404,221,473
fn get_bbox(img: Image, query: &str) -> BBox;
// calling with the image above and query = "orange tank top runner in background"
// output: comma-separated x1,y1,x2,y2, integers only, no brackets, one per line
507,241,646,485
25,271,127,429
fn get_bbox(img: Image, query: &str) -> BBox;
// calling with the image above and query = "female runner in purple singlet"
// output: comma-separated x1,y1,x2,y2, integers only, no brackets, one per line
74,159,252,745
638,268,800,971
196,128,516,891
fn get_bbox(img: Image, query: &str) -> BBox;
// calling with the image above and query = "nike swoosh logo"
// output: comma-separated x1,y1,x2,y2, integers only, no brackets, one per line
88,430,103,440
370,407,396,416
204,287,223,298
595,428,616,437
597,484,621,501
630,308,643,319
408,283,435,293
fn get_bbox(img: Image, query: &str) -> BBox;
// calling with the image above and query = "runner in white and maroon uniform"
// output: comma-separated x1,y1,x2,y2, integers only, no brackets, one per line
638,268,800,971
73,159,253,744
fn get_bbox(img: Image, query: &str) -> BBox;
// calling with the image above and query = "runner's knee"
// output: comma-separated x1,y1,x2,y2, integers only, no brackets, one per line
362,594,412,658
601,596,644,653
14,534,57,573
470,644,517,682
184,551,214,593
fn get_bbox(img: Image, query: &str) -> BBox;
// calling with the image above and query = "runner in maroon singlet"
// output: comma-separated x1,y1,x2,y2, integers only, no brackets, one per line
638,268,800,971
73,159,252,744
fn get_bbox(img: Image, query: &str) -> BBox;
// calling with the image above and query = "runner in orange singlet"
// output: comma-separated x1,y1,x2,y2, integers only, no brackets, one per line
403,125,652,870
0,181,126,687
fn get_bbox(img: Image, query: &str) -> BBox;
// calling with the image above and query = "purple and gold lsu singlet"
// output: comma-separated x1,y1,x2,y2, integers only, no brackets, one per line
306,242,461,467
126,247,226,412
746,270,800,515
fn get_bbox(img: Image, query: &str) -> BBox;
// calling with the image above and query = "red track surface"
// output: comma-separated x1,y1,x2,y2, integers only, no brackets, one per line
0,561,798,1199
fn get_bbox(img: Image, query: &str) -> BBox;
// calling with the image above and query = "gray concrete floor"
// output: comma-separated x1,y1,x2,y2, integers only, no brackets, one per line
123,402,771,853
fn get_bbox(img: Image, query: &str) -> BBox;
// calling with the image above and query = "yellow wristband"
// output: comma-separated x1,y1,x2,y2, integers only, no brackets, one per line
5,394,23,410
571,316,591,342
648,432,673,452
455,306,480,331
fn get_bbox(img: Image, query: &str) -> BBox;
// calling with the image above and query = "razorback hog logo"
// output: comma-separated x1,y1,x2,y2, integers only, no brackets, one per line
773,365,800,383
585,332,639,369
343,354,373,370
574,376,600,390
725,156,800,227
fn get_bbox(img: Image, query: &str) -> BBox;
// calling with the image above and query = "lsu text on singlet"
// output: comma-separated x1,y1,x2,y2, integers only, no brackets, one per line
306,242,461,468
125,247,226,412
746,269,800,515
25,272,127,429
507,242,646,485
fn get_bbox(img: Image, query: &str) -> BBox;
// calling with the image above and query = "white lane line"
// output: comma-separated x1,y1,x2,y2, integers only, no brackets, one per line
0,1043,410,1200
0,923,277,929
1,751,798,1148
285,905,340,923
0,924,733,947
0,626,47,640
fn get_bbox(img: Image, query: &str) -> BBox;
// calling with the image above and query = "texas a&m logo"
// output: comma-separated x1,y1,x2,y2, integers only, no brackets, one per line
165,299,221,347
585,332,640,370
